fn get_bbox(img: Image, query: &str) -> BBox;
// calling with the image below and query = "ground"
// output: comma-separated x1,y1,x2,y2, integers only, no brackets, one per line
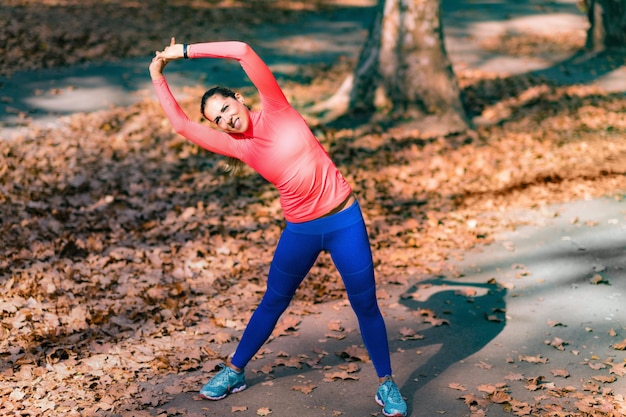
0,1,625,416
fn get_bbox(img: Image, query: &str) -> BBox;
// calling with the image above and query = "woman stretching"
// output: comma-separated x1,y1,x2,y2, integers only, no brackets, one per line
149,38,407,417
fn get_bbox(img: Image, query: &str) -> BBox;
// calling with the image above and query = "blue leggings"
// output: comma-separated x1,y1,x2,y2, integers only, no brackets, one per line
231,201,393,378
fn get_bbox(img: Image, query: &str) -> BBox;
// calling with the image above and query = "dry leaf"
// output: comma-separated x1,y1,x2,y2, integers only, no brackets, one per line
256,407,272,416
210,332,233,344
592,375,617,383
504,372,525,381
477,384,497,394
291,384,317,394
232,406,248,412
274,357,302,369
324,371,360,381
327,320,344,332
610,338,626,350
399,327,424,340
272,316,301,337
589,273,610,285
545,337,567,351
550,369,570,378
338,363,360,373
459,393,489,407
588,362,606,370
338,345,370,362
519,355,548,364
490,390,511,404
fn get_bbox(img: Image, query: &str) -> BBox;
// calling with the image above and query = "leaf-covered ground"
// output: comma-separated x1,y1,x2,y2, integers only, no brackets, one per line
1,1,626,416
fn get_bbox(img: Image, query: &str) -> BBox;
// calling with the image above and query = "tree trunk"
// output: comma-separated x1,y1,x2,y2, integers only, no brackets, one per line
583,0,626,51
349,0,469,135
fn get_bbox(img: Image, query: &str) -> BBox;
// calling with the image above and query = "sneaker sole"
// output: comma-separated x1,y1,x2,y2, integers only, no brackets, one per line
375,394,406,417
200,384,247,401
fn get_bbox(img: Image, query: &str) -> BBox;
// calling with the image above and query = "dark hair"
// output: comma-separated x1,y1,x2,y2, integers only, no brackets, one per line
200,86,245,176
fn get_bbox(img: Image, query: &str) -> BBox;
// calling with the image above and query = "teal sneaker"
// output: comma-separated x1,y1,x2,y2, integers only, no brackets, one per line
199,363,247,400
375,376,407,417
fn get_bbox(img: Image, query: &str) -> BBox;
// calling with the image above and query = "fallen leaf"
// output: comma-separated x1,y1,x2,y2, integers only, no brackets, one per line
587,362,606,370
291,384,316,394
399,327,424,340
232,406,248,412
338,363,360,373
610,338,626,350
545,337,567,351
592,375,616,383
257,407,272,416
477,384,497,394
327,320,344,332
210,332,233,344
504,372,524,381
272,316,301,337
490,390,511,404
459,393,490,407
550,369,570,378
324,371,360,381
519,355,548,364
338,345,370,362
589,273,610,285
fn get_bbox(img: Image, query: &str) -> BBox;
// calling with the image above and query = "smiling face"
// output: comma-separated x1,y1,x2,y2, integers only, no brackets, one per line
202,92,250,134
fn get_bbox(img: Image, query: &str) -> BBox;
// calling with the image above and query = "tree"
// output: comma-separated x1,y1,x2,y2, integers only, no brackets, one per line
579,0,626,51
348,0,469,136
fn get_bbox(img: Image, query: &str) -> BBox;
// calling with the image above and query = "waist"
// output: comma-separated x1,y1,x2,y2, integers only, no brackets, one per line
285,196,362,234
321,193,356,218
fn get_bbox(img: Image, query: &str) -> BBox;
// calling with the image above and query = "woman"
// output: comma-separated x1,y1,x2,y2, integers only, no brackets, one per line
149,38,407,417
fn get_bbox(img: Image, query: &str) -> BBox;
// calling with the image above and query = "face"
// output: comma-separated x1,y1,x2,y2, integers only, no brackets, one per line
203,93,250,133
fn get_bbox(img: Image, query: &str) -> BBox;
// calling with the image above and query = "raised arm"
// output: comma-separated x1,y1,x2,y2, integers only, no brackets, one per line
150,55,242,158
157,39,289,112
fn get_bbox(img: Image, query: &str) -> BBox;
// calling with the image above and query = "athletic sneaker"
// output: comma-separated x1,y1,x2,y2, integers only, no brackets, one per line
199,363,247,400
375,376,407,417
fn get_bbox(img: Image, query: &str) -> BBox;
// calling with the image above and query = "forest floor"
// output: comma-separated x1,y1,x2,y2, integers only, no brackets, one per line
1,1,625,416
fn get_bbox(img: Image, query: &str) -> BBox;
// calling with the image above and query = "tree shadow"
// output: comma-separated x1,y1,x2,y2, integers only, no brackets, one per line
394,277,507,414
462,47,626,122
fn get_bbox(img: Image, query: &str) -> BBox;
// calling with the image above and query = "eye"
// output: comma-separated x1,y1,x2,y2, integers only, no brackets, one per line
214,104,229,125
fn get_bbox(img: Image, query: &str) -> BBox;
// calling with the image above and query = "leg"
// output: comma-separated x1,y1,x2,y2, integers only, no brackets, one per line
230,228,321,369
325,216,392,378
326,215,407,416
201,228,321,400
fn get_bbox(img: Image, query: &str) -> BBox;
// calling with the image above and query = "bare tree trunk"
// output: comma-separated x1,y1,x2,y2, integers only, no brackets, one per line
582,0,626,51
349,0,469,135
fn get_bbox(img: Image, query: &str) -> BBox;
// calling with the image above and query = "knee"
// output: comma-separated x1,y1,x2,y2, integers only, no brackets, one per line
258,287,293,315
347,286,380,317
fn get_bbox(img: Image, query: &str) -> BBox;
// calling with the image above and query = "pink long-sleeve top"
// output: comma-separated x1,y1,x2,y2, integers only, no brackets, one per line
152,41,352,223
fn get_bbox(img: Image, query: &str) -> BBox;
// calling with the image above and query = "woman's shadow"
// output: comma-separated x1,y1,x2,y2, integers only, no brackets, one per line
393,276,507,410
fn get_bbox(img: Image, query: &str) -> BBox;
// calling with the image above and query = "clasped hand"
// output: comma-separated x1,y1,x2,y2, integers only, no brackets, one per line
156,37,184,60
149,37,183,79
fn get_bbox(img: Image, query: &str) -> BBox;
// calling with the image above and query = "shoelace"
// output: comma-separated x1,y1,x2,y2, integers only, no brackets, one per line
212,365,234,385
383,381,403,402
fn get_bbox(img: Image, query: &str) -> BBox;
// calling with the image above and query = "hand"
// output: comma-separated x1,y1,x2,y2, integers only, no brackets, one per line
149,56,168,80
156,37,185,60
